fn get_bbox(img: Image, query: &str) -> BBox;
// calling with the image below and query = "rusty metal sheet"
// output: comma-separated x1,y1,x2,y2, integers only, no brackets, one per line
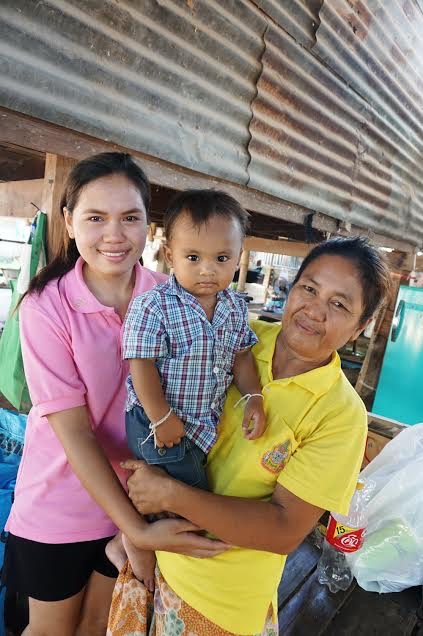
247,12,423,246
0,0,266,184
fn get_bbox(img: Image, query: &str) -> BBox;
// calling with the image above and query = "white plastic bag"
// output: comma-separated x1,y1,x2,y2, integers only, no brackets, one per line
346,423,423,593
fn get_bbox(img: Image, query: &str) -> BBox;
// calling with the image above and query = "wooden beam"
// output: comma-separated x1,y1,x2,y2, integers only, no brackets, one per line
1,107,419,253
0,179,43,218
41,154,77,261
244,236,313,258
384,249,416,274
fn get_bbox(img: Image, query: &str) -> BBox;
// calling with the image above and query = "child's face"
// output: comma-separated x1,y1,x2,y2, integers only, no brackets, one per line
164,212,243,298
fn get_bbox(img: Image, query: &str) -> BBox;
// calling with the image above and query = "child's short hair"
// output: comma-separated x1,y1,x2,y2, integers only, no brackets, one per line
164,189,250,241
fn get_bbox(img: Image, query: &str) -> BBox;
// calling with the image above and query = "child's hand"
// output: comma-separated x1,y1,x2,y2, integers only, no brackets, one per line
241,396,266,440
156,412,185,448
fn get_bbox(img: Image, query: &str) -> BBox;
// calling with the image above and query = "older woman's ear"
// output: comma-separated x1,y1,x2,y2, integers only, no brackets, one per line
351,317,372,341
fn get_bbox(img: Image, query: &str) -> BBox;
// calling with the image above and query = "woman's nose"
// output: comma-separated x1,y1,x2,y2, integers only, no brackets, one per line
304,297,326,321
103,221,125,241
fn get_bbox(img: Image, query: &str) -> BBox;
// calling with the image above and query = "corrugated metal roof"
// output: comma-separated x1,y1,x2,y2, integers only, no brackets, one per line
0,0,422,246
247,0,423,246
0,0,265,184
251,0,322,47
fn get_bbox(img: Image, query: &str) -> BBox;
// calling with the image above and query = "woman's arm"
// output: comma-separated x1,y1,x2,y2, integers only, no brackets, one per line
123,460,323,554
48,407,229,557
48,406,149,545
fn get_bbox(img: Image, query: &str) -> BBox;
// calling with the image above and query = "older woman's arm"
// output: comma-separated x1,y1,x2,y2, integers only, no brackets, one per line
122,460,323,555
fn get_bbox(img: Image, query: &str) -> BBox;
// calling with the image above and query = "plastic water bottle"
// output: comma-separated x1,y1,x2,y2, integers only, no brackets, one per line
317,481,367,593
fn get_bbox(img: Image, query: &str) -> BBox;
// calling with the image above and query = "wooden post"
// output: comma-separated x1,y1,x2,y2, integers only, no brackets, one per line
147,222,157,242
355,249,415,409
237,249,250,292
42,154,76,262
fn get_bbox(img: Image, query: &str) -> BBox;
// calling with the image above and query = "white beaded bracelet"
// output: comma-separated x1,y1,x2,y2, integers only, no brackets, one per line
233,393,264,408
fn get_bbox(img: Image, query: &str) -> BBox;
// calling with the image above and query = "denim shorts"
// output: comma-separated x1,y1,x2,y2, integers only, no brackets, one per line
126,405,208,491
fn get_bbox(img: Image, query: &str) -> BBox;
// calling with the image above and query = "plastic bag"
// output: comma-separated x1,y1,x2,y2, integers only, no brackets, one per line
0,210,46,411
346,423,423,593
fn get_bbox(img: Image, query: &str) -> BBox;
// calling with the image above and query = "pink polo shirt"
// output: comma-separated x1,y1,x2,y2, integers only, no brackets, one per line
6,257,166,544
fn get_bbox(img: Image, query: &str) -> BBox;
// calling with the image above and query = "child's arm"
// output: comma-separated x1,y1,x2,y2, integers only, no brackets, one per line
232,349,266,440
129,358,185,448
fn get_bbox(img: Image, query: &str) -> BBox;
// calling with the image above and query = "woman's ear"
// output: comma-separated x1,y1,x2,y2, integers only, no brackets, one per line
63,207,74,239
351,317,372,341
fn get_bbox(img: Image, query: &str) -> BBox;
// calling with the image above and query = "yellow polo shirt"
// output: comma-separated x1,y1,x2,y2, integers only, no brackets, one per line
156,321,367,634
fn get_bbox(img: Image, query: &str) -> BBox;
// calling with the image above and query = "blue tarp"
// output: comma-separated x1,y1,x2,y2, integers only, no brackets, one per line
0,408,26,636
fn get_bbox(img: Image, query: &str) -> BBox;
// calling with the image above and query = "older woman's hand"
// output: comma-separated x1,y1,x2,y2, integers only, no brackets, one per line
121,459,231,558
121,459,174,515
139,517,230,557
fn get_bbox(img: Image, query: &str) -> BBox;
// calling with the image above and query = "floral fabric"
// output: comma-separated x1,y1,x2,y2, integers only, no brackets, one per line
107,562,278,636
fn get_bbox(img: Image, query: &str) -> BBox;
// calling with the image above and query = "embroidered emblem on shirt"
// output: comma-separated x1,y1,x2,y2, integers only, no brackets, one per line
261,439,291,474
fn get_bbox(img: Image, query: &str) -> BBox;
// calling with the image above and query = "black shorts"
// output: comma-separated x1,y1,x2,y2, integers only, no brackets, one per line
1,533,118,601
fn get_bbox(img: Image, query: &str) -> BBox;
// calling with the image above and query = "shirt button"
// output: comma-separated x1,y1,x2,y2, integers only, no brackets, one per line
211,402,216,409
213,367,219,374
158,448,166,456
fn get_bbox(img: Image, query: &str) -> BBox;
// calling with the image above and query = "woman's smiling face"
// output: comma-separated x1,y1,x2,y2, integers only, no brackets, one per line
282,254,368,362
64,173,148,279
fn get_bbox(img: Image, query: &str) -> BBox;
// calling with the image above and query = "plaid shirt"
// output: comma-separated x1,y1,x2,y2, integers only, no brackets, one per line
122,275,258,453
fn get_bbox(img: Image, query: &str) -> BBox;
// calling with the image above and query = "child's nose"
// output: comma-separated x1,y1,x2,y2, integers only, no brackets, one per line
200,261,215,276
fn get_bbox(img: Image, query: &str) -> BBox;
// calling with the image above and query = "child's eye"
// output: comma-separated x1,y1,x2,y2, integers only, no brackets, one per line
217,255,229,262
187,255,199,262
88,216,102,222
124,215,140,222
303,285,314,294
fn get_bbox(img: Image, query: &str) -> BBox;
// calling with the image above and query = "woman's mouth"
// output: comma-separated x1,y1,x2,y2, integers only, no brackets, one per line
98,250,129,261
295,319,320,335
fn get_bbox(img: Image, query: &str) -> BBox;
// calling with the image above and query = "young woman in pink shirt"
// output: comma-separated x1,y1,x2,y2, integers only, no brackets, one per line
2,153,226,636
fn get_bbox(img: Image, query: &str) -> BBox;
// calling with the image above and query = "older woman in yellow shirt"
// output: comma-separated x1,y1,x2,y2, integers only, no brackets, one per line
109,236,391,636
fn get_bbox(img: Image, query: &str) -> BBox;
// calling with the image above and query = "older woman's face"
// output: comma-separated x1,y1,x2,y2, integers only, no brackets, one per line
282,255,367,361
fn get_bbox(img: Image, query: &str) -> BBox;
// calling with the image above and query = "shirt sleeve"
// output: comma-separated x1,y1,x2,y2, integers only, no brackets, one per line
20,298,87,417
122,292,168,360
237,298,259,351
277,396,367,515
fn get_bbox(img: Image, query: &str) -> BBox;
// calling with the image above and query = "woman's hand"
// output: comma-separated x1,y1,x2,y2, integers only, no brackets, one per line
121,459,173,514
135,517,231,557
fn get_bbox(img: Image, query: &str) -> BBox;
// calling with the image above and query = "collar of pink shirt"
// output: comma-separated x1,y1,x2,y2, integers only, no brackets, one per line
66,256,167,314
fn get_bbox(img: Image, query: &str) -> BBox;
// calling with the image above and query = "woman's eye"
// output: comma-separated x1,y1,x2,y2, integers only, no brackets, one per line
187,255,199,262
303,285,314,293
217,255,229,262
124,215,139,222
88,216,102,222
333,301,347,310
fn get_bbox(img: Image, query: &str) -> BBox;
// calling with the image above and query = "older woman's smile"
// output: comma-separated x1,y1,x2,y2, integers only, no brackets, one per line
294,317,322,336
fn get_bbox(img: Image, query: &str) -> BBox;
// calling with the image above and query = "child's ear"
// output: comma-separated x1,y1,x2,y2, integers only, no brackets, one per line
163,244,173,268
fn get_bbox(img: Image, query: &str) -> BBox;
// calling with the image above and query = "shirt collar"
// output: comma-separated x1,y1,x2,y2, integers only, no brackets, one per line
66,257,148,314
164,274,231,313
256,323,342,397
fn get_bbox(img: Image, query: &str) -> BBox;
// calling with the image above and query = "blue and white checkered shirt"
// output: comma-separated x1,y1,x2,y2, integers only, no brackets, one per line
122,275,258,453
